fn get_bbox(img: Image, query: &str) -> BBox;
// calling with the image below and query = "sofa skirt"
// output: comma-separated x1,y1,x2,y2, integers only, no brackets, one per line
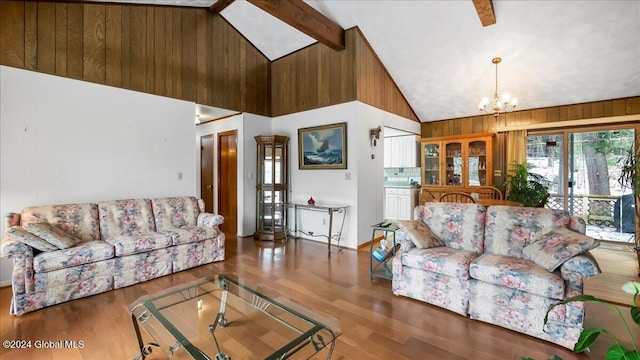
392,263,470,316
468,280,583,349
113,248,173,289
10,275,113,315
173,237,225,272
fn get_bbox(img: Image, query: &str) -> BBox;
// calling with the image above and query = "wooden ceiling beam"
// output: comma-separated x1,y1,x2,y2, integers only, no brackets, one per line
472,0,496,27
210,0,235,14
247,0,345,51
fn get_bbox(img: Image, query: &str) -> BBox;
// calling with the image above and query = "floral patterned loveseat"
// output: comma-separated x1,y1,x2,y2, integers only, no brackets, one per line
392,203,601,349
0,196,224,315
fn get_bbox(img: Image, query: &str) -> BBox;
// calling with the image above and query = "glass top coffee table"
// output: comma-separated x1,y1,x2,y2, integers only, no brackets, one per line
130,274,341,360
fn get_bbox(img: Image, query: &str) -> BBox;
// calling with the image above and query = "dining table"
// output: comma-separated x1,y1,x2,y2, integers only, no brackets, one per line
475,198,522,206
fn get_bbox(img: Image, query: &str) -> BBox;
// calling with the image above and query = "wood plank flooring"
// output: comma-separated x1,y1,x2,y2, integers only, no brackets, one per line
0,236,636,359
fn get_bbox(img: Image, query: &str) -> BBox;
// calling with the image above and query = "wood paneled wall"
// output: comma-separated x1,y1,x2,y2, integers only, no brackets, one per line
422,96,640,138
422,96,640,188
354,28,418,121
271,28,418,120
0,1,271,116
271,29,357,117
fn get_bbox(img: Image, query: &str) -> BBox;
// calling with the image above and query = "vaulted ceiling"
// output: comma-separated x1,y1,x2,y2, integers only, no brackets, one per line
92,0,640,122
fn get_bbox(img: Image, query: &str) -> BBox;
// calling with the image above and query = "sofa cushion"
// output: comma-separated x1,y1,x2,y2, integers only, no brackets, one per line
161,226,219,246
470,254,565,300
197,213,224,227
104,233,173,256
400,246,480,280
20,203,100,242
523,228,600,272
33,241,114,273
413,202,486,253
6,226,58,252
24,223,83,249
397,220,445,249
151,197,200,231
98,199,156,239
484,206,574,258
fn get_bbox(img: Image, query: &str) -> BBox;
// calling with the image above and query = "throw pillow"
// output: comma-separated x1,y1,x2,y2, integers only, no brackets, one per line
397,220,445,249
523,227,600,272
6,226,58,252
24,223,83,249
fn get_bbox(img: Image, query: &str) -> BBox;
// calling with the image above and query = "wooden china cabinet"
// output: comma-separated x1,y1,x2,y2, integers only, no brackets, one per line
420,133,494,200
254,135,289,241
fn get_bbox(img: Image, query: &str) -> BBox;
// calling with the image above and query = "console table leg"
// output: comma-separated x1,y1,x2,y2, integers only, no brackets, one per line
327,209,334,256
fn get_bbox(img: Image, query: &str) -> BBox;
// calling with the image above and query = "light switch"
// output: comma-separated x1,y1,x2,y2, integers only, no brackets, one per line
345,172,351,180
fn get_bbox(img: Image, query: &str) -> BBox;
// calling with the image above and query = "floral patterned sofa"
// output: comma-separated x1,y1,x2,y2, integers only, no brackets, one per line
392,203,601,349
0,196,224,315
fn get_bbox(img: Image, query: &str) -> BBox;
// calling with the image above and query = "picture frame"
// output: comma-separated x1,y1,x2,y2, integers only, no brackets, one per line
298,122,347,169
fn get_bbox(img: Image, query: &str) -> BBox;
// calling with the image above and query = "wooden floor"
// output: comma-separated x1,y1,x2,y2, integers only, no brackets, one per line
0,236,637,360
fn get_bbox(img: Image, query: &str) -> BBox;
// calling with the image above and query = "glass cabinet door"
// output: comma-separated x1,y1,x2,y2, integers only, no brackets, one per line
467,140,488,186
445,142,463,186
255,135,289,241
422,142,440,185
257,189,285,233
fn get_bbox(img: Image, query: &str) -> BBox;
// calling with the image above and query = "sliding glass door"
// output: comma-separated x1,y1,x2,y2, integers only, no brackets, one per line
527,127,636,244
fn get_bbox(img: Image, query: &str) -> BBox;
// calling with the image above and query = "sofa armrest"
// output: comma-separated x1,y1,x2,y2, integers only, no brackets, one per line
0,237,32,257
395,229,416,253
197,213,224,227
559,252,601,296
5,212,21,229
1,237,35,295
560,252,601,279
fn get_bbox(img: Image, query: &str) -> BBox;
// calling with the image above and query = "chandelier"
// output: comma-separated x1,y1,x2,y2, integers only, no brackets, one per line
478,57,518,117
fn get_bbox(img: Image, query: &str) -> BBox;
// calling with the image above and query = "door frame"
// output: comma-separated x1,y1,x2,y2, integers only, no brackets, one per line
217,130,238,236
200,134,215,213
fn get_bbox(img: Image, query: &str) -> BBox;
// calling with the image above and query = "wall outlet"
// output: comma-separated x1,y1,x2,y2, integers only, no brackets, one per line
177,172,183,180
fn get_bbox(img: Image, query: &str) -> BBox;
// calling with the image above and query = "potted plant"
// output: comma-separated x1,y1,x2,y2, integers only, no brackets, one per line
539,281,640,360
617,135,640,277
503,162,550,207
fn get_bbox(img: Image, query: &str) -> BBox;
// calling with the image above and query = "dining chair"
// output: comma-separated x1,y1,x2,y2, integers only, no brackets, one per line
475,186,504,200
419,188,436,203
439,192,476,203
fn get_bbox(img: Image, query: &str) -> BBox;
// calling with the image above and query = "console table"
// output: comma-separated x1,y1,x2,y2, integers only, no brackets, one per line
285,203,348,256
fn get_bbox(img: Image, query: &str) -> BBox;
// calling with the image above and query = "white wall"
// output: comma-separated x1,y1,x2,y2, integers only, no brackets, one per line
356,102,420,246
272,102,420,249
0,66,197,285
0,65,421,285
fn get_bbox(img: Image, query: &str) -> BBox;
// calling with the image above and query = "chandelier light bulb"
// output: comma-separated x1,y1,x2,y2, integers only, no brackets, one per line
479,96,489,110
479,57,517,117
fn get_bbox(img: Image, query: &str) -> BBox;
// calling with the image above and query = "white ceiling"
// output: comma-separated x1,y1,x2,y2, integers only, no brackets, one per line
94,0,640,122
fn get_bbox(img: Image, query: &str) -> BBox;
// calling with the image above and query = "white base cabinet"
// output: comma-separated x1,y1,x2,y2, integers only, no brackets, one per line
384,187,418,221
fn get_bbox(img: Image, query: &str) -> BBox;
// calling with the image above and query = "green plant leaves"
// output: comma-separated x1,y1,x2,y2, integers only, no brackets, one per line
631,306,640,326
603,345,640,360
574,328,604,352
504,162,549,207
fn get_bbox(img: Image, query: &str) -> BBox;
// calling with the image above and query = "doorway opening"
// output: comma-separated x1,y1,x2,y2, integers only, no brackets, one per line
527,126,636,245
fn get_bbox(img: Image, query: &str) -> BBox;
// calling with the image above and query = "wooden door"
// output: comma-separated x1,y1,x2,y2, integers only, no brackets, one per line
200,135,214,213
218,130,238,236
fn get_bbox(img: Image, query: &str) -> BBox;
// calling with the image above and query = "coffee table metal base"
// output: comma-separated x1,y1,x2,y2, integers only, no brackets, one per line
130,274,340,360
